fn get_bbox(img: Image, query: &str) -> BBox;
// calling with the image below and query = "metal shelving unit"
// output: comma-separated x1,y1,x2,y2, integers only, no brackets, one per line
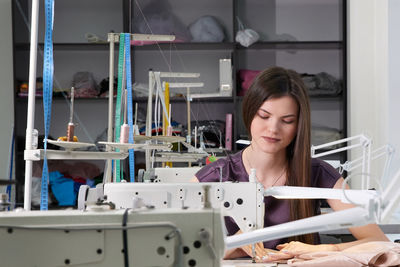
12,0,348,206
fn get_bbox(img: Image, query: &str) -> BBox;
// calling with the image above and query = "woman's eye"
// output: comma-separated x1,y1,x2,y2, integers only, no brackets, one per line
283,120,294,124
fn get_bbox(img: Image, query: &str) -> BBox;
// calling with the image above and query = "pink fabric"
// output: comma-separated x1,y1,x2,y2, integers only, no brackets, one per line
74,87,98,98
288,242,400,267
238,69,260,96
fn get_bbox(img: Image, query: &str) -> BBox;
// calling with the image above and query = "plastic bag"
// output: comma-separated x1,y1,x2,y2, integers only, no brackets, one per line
72,72,99,98
189,16,225,42
235,17,259,47
133,0,191,42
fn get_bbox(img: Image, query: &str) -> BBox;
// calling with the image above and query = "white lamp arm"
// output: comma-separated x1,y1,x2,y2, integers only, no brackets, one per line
228,168,400,248
264,186,378,205
226,206,373,249
311,134,371,158
340,144,395,173
311,134,372,189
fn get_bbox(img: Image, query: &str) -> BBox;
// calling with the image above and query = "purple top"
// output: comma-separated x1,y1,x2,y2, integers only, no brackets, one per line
195,150,341,249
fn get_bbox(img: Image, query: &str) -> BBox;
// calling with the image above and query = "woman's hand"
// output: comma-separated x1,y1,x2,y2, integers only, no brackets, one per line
234,229,271,261
262,241,339,262
240,242,267,260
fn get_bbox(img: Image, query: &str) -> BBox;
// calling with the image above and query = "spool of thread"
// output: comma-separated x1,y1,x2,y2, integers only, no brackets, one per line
67,123,75,142
167,125,173,136
120,124,129,143
133,124,140,135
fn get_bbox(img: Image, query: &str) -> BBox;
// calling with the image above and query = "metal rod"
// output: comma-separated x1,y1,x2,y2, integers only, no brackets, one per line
69,87,74,123
124,89,128,124
145,72,154,170
160,72,200,78
166,83,204,88
105,34,115,183
24,0,39,210
187,87,191,145
134,102,138,126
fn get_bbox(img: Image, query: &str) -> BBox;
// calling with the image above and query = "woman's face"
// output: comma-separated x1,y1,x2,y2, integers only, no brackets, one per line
250,95,299,155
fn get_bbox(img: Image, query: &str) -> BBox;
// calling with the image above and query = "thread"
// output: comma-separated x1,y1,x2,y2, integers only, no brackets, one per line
120,124,129,143
67,123,75,142
167,125,173,136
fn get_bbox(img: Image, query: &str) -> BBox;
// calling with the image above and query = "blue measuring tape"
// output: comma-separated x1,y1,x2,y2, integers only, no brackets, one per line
41,0,54,210
125,33,135,182
114,34,125,182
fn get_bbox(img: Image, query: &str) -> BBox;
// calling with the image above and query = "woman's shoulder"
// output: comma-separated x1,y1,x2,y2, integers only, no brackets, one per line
195,150,245,182
311,158,342,188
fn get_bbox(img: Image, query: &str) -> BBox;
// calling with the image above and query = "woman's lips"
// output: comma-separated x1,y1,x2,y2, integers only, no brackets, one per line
262,136,280,143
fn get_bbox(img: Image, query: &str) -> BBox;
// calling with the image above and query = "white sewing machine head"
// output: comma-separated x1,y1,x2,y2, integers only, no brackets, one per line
79,181,265,232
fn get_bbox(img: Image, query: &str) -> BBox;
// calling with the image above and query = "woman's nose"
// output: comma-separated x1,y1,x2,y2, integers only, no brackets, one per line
267,118,279,133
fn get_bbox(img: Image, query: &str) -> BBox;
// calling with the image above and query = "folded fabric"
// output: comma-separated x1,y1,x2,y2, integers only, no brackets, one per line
311,125,343,149
301,72,342,96
49,171,76,206
237,69,260,96
288,241,400,267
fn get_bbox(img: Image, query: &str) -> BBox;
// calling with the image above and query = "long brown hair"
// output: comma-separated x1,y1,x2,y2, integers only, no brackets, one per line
242,66,315,244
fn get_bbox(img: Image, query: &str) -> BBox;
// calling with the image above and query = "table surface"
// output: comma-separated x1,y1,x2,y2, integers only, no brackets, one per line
222,260,289,267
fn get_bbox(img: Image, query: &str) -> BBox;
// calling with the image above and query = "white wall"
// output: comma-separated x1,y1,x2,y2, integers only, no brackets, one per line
349,0,400,221
388,0,400,181
388,0,400,221
348,0,389,188
0,0,14,181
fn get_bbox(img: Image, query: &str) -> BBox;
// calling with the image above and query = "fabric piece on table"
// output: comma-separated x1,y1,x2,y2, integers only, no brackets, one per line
288,241,400,267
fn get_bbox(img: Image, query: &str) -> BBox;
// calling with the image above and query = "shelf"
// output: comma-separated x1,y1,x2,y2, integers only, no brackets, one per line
24,149,128,161
308,95,344,101
15,43,110,51
15,41,341,52
236,41,343,50
15,96,112,102
236,94,343,102
15,42,236,51
132,42,235,51
16,96,234,103
133,96,233,103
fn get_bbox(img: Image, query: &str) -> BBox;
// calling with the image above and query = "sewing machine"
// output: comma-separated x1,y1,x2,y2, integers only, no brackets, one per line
0,207,224,267
78,181,265,232
2,167,399,266
138,167,201,182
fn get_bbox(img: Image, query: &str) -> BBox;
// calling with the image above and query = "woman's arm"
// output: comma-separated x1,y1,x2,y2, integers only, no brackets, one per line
263,177,389,262
326,177,389,250
224,247,249,259
224,230,272,260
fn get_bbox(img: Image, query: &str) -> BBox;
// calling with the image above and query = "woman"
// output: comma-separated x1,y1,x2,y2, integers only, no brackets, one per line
193,66,387,261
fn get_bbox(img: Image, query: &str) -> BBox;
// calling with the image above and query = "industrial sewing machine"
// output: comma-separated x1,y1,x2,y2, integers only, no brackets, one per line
0,207,224,267
78,181,265,233
138,167,201,183
1,167,400,266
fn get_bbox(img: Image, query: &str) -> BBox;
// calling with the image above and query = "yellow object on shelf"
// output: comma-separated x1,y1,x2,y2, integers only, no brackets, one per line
57,136,79,142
